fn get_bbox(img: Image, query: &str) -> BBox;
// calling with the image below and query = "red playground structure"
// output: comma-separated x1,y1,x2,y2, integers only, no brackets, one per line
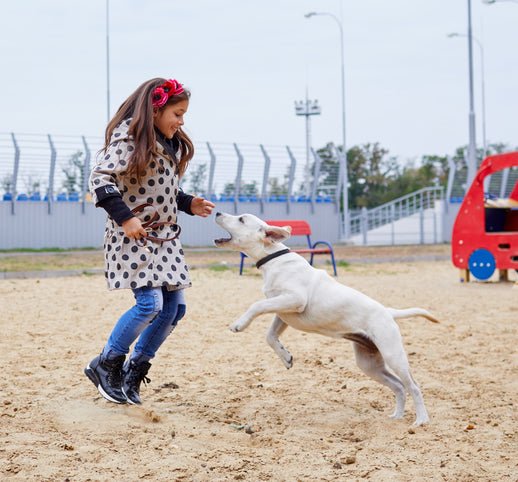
451,151,518,282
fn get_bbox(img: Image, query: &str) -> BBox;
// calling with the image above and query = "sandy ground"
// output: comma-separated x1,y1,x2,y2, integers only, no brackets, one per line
1,258,517,481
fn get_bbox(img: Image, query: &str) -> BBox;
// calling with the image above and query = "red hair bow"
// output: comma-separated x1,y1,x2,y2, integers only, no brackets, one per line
152,79,184,108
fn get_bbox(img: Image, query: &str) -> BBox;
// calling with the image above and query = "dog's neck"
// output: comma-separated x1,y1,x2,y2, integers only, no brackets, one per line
244,243,289,263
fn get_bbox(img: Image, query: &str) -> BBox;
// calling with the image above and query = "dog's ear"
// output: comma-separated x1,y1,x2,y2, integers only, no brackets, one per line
263,225,291,245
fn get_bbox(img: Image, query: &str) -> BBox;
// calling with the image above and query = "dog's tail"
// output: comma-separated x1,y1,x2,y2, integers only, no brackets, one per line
387,307,440,323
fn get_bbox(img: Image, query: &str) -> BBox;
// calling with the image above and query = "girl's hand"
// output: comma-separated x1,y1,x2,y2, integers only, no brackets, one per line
190,197,215,217
122,217,147,240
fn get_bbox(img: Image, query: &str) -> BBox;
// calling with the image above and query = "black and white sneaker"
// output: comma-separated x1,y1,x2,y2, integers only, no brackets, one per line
84,354,127,404
122,360,151,405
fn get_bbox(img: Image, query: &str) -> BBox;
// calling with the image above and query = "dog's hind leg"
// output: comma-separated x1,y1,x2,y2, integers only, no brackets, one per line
347,335,406,420
372,324,429,426
266,316,293,369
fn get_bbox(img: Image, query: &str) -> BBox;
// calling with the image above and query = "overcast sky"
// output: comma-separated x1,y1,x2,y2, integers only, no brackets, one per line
1,0,517,161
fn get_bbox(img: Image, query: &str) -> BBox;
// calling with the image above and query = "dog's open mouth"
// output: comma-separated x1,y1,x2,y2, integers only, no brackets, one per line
214,235,232,246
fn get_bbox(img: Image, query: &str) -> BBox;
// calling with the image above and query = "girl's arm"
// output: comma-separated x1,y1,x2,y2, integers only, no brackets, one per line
89,140,135,226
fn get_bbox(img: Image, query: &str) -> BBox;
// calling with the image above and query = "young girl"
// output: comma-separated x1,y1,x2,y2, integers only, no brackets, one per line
84,77,215,405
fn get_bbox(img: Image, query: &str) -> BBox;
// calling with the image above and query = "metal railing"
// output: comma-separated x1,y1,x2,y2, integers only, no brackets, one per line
349,186,444,244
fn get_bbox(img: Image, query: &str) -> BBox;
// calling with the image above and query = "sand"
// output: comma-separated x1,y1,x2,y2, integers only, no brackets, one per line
1,258,517,481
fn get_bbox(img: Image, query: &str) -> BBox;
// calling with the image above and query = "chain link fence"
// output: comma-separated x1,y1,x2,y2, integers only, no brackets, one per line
0,132,342,206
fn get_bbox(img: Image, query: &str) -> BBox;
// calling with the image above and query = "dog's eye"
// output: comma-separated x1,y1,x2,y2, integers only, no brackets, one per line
239,216,245,224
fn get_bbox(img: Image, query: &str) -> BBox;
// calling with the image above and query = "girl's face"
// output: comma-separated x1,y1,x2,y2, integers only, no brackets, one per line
153,99,189,139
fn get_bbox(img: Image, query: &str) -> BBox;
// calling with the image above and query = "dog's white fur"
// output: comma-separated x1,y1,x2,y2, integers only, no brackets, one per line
214,212,439,426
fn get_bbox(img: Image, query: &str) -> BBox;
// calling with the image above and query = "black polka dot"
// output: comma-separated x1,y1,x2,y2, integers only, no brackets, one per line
139,272,146,279
165,187,171,195
131,281,137,288
158,177,164,185
122,254,129,261
148,179,155,186
140,254,147,262
127,145,134,151
156,195,164,204
116,263,121,270
179,249,184,255
129,195,136,202
150,162,156,169
116,149,122,155
175,257,181,263
123,272,129,279
139,187,146,195
104,154,110,160
153,274,159,281
131,246,138,253
162,256,168,262
111,236,117,243
110,272,115,279
157,265,163,272
115,281,120,288
131,263,138,269
180,274,186,280
147,281,153,287
163,206,168,213
94,179,100,185
120,159,126,166
123,237,130,244
111,254,116,261
147,197,154,204
107,163,114,169
171,265,177,271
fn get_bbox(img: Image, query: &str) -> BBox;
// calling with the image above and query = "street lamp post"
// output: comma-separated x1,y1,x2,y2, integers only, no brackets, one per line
448,32,487,159
466,0,478,188
483,0,518,4
305,11,349,239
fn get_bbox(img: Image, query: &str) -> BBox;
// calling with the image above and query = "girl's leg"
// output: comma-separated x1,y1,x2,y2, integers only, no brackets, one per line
85,286,163,404
102,287,163,359
130,288,186,362
122,288,186,404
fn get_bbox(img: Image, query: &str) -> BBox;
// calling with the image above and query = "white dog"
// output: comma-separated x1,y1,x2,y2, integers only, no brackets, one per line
214,212,439,426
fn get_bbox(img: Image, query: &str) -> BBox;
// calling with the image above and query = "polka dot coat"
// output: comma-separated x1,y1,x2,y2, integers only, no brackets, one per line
90,119,191,291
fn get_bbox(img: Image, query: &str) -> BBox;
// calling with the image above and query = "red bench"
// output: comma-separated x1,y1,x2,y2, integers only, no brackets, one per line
239,219,337,276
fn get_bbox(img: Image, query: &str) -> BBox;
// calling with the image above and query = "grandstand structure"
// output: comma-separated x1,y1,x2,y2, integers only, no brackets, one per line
1,131,516,249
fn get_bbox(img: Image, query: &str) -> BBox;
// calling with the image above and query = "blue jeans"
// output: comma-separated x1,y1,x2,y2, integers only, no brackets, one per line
102,287,186,363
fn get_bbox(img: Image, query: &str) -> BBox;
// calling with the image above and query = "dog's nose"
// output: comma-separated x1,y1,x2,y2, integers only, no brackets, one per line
215,212,221,217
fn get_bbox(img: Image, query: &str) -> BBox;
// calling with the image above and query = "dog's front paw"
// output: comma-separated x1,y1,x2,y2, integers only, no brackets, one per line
229,321,243,333
230,316,249,333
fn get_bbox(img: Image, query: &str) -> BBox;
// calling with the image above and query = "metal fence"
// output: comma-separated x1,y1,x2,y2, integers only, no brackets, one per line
0,132,342,208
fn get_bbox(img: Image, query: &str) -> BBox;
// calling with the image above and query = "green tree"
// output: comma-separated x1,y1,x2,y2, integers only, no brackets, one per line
188,163,207,195
61,150,84,194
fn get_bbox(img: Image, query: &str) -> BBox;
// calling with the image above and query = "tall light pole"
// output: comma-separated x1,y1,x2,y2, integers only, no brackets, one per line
448,32,487,159
466,0,478,188
294,92,321,197
305,11,349,239
106,0,111,122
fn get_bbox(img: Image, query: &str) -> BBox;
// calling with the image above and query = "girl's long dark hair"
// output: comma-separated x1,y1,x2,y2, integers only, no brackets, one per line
103,77,194,179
